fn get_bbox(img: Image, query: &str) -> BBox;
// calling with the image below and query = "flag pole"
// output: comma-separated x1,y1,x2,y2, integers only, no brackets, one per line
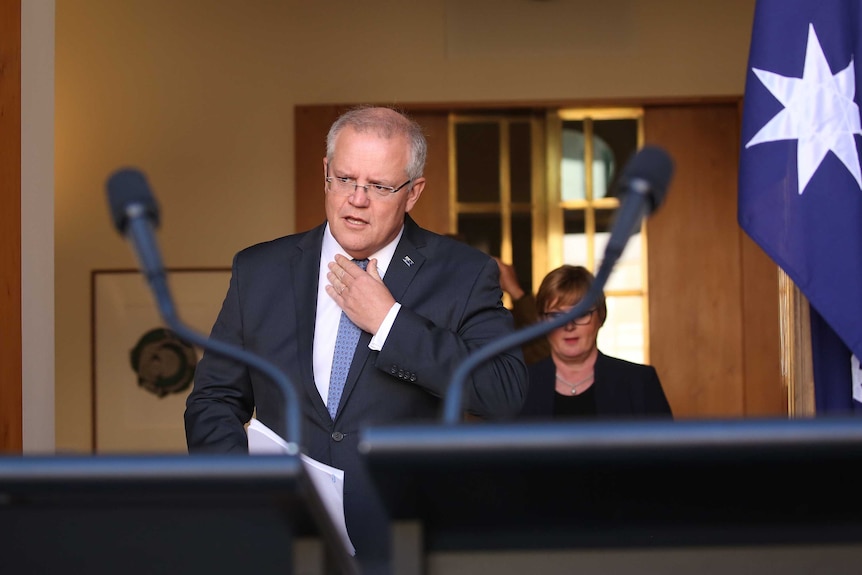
778,269,815,417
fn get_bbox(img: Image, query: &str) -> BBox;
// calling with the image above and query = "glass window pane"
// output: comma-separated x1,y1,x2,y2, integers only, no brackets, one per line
457,213,501,256
561,209,587,267
456,123,500,203
560,121,585,201
509,121,532,203
594,232,644,291
594,119,639,201
594,207,615,234
561,121,616,201
512,212,533,294
593,207,642,290
597,295,645,364
591,137,615,199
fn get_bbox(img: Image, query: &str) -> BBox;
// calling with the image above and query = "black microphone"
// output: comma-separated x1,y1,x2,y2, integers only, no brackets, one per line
106,168,303,452
603,145,673,266
107,169,176,321
442,145,675,424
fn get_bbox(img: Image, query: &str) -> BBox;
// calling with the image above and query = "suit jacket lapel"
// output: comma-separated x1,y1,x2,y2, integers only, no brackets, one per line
334,216,427,419
294,223,331,421
381,215,427,301
594,352,624,414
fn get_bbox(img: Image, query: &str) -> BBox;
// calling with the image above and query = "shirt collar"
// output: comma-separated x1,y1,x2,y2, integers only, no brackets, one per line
322,223,403,277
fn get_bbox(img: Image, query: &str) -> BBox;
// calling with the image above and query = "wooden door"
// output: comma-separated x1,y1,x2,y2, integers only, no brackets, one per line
645,103,784,418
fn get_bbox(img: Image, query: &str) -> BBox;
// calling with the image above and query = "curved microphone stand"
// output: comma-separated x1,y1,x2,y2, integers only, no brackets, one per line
107,168,302,454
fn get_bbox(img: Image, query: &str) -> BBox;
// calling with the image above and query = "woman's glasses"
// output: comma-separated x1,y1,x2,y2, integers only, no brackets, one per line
542,308,596,326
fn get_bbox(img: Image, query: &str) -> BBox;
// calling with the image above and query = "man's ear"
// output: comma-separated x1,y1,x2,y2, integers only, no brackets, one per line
404,178,426,212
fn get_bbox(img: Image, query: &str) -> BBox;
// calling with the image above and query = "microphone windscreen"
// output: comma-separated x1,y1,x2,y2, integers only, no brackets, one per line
106,168,160,233
617,145,675,213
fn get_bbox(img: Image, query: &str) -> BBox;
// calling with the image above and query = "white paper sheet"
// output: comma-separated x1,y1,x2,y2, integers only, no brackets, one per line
247,418,355,555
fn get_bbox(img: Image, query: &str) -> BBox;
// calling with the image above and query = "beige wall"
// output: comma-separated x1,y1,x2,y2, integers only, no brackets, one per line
22,0,55,452
54,0,757,451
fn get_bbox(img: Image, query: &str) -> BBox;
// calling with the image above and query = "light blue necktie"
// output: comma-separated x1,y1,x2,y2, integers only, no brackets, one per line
327,258,369,420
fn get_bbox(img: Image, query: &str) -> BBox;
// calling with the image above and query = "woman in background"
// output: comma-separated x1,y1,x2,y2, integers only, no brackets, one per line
519,265,672,419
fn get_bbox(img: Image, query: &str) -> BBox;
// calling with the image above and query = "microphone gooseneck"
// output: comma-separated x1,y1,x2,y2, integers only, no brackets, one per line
106,168,302,453
441,145,675,425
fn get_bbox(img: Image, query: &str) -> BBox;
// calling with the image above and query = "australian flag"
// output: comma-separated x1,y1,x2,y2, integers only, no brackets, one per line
739,0,862,412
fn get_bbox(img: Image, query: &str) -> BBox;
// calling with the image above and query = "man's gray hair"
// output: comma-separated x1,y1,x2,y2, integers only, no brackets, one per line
326,106,427,180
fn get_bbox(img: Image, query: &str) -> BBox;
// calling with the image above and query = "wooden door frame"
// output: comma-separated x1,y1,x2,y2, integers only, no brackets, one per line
0,0,23,451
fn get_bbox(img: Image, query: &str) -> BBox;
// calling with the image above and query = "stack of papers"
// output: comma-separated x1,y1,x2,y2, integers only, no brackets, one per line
247,418,355,555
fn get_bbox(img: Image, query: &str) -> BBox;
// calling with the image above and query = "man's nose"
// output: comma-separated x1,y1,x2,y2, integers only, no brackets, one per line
348,185,371,205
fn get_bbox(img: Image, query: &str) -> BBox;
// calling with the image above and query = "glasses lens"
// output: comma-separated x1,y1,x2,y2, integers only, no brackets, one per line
369,184,392,196
332,178,354,194
544,309,594,325
574,311,593,325
328,177,398,198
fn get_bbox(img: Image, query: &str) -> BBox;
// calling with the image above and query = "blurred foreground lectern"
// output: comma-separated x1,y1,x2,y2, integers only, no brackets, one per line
359,417,862,571
0,454,357,574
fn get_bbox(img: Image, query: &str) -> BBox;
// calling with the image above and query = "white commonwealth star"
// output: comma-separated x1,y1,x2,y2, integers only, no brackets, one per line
746,23,862,194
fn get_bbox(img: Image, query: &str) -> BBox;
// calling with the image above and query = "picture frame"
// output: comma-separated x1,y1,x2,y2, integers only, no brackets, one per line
91,268,231,453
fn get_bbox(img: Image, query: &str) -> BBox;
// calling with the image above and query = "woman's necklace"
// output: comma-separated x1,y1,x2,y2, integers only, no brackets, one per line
555,372,594,395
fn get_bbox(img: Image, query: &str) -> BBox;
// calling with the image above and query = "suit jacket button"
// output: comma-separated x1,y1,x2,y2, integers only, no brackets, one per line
410,374,417,382
389,366,398,374
331,431,344,442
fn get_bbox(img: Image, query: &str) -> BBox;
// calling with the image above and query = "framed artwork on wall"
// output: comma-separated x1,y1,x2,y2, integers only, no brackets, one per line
91,268,231,453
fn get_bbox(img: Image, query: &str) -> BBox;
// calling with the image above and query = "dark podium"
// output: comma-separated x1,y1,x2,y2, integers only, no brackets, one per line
0,454,358,574
359,416,862,565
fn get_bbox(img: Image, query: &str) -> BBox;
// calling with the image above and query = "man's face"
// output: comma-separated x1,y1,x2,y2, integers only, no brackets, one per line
324,127,424,259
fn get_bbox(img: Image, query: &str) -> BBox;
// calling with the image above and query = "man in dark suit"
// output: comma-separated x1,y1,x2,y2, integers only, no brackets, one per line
184,106,528,567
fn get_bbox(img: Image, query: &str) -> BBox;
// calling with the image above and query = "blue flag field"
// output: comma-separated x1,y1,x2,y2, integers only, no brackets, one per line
739,0,862,412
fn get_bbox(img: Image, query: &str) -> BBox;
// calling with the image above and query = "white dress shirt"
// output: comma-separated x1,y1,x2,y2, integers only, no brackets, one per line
312,224,403,405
